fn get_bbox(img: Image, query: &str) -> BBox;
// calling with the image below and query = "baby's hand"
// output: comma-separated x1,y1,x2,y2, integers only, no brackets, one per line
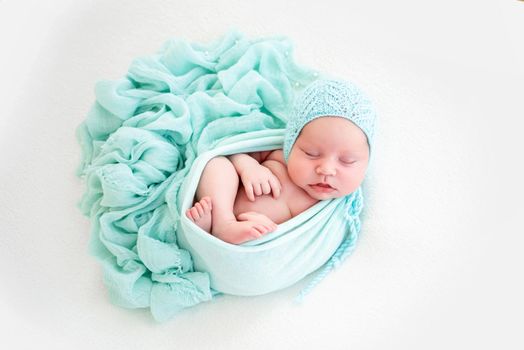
239,164,282,202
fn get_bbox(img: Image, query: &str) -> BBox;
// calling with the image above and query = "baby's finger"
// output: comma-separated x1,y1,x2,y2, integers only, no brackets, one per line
245,183,255,202
253,183,262,196
269,176,281,198
261,181,271,195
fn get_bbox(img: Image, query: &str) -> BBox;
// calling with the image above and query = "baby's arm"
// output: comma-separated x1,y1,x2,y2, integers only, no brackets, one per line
227,151,275,172
227,152,281,201
228,153,260,173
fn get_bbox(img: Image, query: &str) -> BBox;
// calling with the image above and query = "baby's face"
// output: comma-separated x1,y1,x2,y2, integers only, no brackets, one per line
287,116,370,200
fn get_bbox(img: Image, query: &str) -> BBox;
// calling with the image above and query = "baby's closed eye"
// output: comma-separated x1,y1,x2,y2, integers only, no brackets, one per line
301,148,319,157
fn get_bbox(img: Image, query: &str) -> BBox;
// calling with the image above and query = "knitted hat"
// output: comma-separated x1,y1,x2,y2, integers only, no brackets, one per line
283,79,376,162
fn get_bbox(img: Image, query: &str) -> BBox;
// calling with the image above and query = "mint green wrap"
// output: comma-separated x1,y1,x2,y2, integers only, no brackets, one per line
76,30,363,322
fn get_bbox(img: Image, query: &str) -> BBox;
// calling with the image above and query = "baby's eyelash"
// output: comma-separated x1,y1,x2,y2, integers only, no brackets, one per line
302,149,318,157
302,149,357,164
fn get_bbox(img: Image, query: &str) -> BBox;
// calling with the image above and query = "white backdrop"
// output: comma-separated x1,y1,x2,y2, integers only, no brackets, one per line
1,0,523,349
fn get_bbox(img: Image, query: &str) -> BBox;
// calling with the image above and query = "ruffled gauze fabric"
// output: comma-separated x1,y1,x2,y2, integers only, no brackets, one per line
76,30,321,322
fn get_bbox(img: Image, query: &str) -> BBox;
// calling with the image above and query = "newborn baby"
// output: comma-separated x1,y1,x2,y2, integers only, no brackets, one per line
186,79,375,244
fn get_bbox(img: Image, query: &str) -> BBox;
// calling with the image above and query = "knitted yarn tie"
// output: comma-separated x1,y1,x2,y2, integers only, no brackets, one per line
296,188,363,302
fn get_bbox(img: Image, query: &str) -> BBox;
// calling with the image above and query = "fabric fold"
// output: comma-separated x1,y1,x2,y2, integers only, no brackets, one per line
77,30,361,322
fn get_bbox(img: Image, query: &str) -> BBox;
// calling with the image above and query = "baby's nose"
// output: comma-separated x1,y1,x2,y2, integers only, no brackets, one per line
316,164,336,176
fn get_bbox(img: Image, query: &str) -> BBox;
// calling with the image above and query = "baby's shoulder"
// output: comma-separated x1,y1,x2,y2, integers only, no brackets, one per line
265,149,285,164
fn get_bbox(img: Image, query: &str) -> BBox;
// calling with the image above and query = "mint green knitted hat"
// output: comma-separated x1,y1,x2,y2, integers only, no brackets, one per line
283,79,376,162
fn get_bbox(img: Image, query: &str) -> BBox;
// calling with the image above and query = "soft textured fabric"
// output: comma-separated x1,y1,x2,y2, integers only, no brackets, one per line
283,79,377,162
76,30,364,322
174,129,363,296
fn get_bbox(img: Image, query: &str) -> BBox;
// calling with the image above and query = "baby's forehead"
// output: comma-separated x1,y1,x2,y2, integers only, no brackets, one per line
299,116,363,136
298,133,350,145
295,117,368,150
297,132,356,150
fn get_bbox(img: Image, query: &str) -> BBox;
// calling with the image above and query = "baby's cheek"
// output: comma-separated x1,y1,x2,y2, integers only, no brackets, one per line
286,163,302,185
342,172,364,194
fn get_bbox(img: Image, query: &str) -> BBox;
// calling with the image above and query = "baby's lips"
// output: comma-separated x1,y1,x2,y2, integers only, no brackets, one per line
313,183,333,188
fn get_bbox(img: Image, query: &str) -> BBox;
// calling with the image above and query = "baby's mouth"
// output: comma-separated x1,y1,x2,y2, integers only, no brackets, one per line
310,183,335,192
313,183,332,188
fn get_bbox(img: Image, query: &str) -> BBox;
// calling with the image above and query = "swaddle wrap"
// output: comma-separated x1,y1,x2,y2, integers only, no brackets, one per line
176,129,362,296
76,30,365,322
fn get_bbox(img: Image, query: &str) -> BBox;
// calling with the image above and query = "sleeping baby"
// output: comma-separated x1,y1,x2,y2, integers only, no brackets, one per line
186,79,376,244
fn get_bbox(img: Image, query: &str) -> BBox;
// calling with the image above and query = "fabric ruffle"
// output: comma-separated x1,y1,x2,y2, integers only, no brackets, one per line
76,30,320,321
